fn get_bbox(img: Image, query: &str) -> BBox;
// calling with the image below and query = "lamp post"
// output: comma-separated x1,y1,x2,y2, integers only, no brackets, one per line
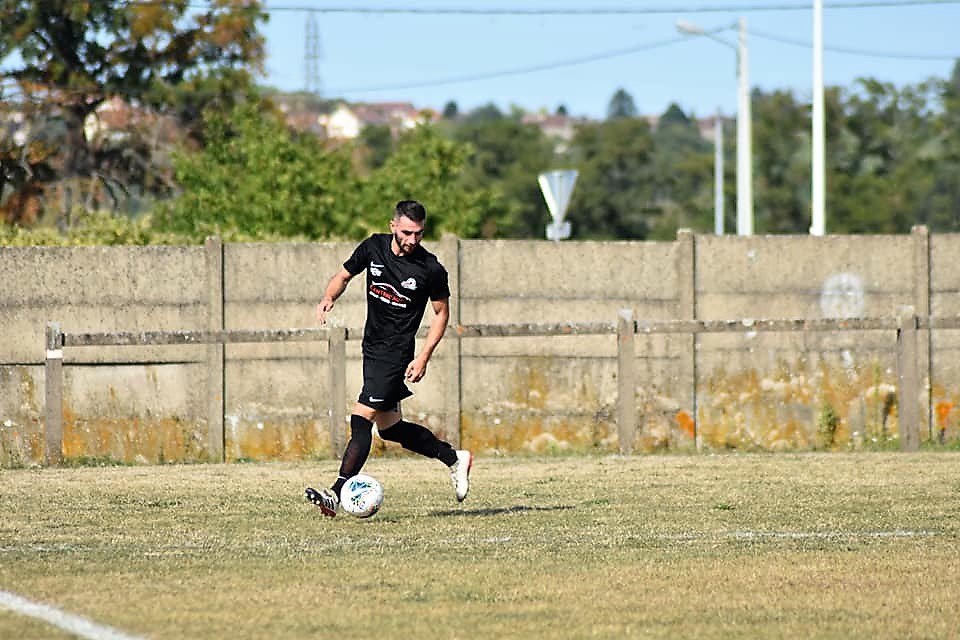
677,18,753,236
810,0,826,235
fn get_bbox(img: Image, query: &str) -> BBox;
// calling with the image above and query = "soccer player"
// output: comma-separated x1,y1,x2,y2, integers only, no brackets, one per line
305,200,472,517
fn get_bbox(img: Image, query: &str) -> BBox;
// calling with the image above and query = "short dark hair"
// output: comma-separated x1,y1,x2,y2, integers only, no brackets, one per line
394,200,426,223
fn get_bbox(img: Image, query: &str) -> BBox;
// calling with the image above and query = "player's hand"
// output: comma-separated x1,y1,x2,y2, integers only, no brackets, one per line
316,299,334,325
405,359,427,383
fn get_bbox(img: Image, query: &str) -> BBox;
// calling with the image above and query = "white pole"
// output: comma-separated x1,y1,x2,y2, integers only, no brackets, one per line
810,0,826,235
736,17,753,236
714,109,724,235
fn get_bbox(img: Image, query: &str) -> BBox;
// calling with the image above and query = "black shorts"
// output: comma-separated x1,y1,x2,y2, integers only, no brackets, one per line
358,358,413,411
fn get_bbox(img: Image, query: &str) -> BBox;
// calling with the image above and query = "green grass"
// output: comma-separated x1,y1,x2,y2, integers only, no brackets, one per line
2,453,960,639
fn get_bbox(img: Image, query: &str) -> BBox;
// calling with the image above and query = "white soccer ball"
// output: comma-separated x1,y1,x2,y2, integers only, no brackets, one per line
339,474,384,518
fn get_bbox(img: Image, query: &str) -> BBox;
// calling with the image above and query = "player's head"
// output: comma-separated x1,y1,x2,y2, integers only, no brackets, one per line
390,200,426,256
394,200,426,224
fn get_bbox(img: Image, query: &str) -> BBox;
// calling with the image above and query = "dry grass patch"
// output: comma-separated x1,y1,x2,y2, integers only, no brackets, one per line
2,453,959,639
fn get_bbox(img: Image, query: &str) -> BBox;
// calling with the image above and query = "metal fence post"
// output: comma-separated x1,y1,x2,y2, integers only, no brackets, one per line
44,322,64,467
617,309,636,454
328,326,347,457
897,306,920,451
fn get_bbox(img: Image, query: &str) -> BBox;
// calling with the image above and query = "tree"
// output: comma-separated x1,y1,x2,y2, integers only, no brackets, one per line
607,89,638,120
463,103,504,124
452,115,556,238
0,0,267,223
360,125,508,239
749,89,811,234
442,101,460,119
649,103,713,237
358,124,394,170
154,103,361,240
155,105,505,241
567,117,657,238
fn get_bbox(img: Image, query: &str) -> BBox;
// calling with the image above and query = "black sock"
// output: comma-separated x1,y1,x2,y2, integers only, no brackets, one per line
379,420,458,466
332,415,373,494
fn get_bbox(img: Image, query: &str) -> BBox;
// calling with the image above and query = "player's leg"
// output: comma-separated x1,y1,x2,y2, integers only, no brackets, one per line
377,411,472,502
306,403,376,517
331,403,377,493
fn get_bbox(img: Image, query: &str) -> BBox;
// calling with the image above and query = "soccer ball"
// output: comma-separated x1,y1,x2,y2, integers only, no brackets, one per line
339,474,384,518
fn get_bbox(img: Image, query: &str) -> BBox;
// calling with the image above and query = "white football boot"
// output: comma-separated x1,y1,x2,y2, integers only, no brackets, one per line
450,450,473,502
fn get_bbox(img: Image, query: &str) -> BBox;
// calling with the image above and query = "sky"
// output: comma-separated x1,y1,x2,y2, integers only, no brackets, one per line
258,0,960,120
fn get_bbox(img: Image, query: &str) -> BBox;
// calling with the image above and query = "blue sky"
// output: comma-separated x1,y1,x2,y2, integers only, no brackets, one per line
259,0,960,119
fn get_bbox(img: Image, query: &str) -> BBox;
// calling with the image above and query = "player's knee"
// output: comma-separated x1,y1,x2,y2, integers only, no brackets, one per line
350,414,374,443
378,420,409,443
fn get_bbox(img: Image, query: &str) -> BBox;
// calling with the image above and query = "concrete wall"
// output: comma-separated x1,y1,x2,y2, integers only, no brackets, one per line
3,229,959,466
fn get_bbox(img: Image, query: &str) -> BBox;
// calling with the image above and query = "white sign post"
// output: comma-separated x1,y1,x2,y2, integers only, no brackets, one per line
538,170,578,241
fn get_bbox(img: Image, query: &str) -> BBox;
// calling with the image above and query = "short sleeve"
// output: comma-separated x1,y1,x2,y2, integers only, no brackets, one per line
343,236,372,275
429,262,451,301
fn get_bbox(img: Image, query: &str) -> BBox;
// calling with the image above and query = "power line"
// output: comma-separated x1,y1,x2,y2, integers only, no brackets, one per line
325,35,688,95
258,0,960,15
751,28,958,60
322,29,959,96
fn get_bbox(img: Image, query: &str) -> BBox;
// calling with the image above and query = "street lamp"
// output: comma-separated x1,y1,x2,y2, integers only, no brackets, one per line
677,18,753,236
810,0,826,235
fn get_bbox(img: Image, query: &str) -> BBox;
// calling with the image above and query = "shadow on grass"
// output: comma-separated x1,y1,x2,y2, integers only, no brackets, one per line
429,504,575,517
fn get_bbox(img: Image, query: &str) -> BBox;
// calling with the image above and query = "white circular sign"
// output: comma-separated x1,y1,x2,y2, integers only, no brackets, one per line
820,273,864,318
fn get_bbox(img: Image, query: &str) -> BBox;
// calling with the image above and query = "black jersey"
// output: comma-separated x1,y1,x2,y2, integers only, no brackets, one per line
343,234,450,364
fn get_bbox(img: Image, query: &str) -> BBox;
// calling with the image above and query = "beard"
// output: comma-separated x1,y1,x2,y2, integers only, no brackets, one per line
393,231,418,255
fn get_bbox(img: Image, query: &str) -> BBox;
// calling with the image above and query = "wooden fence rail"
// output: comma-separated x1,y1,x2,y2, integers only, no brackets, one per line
43,308,960,466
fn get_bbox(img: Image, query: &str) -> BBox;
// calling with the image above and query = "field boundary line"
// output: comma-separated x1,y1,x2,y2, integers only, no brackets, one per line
0,590,146,640
656,529,938,541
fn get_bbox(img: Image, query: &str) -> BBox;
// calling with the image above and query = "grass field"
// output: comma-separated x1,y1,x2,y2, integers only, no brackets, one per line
2,452,959,639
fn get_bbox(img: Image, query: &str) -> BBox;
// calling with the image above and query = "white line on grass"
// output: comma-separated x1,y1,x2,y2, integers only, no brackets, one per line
0,590,147,640
657,530,937,542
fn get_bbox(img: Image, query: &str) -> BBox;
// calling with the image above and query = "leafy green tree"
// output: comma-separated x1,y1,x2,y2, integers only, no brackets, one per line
566,117,657,238
648,103,713,237
750,89,811,233
463,103,504,124
358,124,394,170
154,103,360,240
359,125,508,239
922,60,960,231
0,0,267,222
155,104,504,241
828,79,938,233
607,89,638,120
452,116,556,238
442,101,460,119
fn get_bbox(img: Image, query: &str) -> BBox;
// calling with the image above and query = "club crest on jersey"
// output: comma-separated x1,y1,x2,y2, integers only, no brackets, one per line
400,277,417,290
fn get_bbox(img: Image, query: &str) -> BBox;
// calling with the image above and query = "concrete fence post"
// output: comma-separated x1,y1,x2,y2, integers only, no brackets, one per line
897,306,920,451
911,225,932,439
441,233,462,449
205,236,225,463
676,229,698,449
44,322,64,467
328,326,347,457
617,309,636,454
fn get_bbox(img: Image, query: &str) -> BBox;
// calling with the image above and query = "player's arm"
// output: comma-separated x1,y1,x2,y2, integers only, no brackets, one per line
316,267,354,325
405,297,449,383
